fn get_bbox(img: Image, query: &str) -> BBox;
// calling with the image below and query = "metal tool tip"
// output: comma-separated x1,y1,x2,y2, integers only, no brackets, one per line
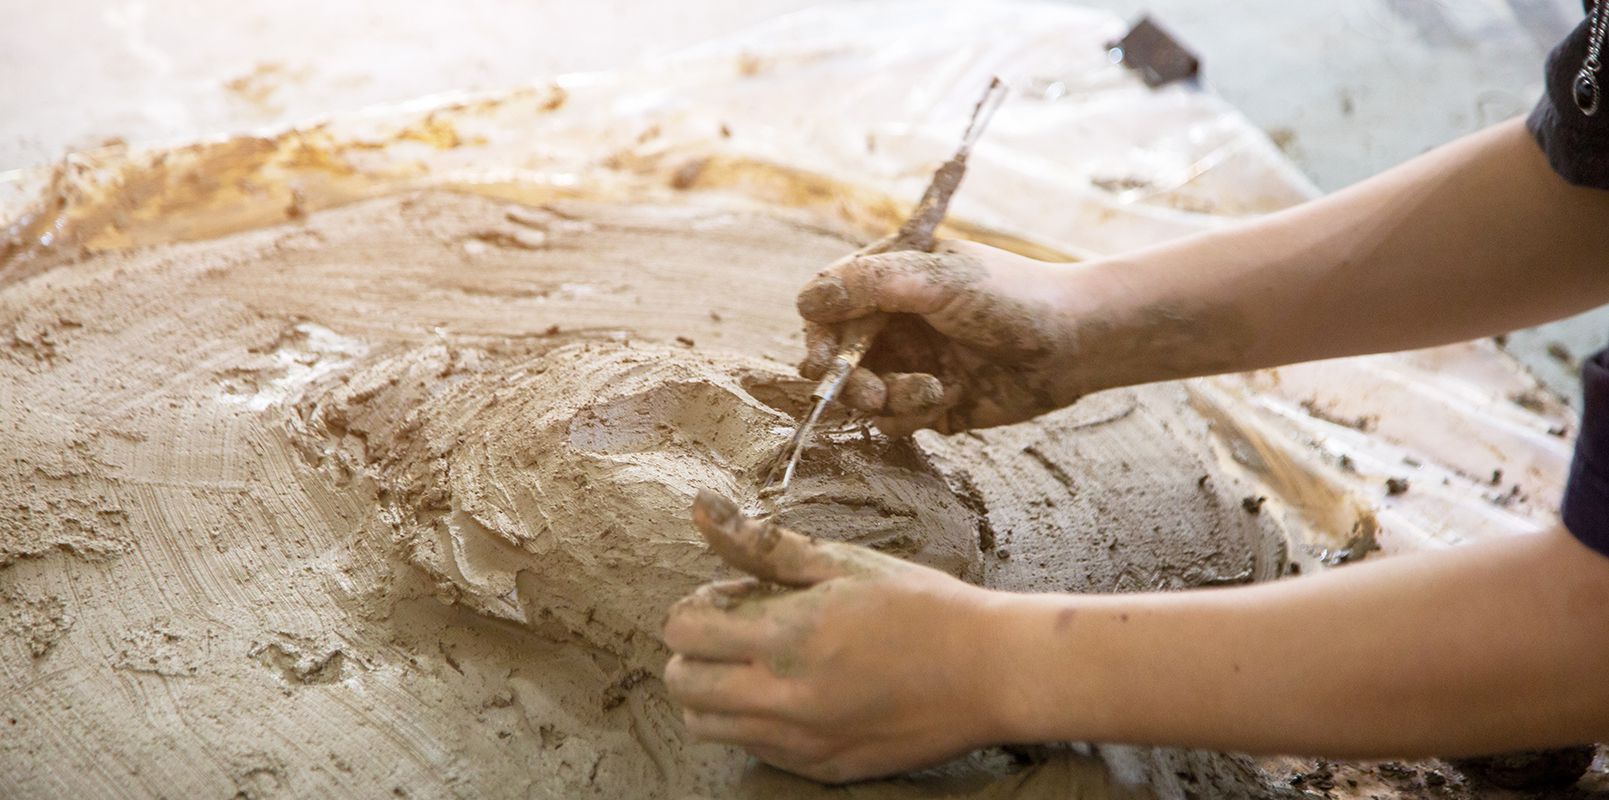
960,77,1010,152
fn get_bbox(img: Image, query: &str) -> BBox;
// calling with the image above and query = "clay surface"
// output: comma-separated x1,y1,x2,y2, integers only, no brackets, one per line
8,188,1538,799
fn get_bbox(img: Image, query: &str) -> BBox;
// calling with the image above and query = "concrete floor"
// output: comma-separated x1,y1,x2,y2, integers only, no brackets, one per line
2,0,1601,398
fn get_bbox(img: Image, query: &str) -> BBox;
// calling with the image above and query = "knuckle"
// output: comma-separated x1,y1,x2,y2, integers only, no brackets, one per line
842,374,886,412
806,330,837,355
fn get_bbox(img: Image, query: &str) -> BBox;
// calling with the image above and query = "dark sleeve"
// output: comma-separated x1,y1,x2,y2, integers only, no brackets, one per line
1563,352,1609,557
1526,9,1609,189
1529,6,1609,557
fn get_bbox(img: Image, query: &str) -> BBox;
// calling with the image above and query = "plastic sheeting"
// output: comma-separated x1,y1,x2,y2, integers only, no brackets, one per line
0,0,1571,562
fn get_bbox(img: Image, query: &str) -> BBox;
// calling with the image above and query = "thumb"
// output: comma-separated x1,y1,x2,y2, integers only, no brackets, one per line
691,490,846,587
796,249,968,324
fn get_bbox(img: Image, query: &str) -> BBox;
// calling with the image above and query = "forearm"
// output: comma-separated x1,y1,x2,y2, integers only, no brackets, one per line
982,527,1609,757
1064,118,1609,393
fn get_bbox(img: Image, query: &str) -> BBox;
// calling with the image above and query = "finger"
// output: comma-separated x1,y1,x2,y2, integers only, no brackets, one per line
664,579,773,661
666,657,789,715
682,709,790,750
692,490,848,586
796,250,968,324
883,372,945,417
799,322,837,381
879,369,968,437
838,367,886,413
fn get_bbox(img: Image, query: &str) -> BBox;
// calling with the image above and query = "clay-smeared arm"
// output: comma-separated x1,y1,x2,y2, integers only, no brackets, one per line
1065,116,1609,389
990,526,1609,758
800,118,1609,433
667,492,1006,782
665,500,1609,781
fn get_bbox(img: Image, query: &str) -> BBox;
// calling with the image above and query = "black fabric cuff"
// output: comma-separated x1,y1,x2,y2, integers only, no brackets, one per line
1562,350,1609,557
1525,10,1609,191
1528,98,1609,190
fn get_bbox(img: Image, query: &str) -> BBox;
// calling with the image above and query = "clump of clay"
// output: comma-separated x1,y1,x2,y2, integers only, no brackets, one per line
0,188,1303,798
292,338,982,665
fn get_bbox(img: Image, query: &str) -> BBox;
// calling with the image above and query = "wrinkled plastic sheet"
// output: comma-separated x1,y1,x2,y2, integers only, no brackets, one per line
0,0,1569,560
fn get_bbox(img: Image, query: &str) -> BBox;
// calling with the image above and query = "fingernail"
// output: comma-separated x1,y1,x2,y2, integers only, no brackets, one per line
695,489,739,526
886,373,944,416
842,371,887,412
796,276,850,318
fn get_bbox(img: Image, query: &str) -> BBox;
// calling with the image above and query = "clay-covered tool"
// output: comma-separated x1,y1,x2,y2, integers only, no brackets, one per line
760,76,1009,498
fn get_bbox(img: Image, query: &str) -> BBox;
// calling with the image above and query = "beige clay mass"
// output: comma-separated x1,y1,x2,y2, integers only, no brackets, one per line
293,337,983,666
1,190,1290,798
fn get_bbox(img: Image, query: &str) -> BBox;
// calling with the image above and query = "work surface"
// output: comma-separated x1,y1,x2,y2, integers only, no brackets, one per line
4,0,1604,394
1,2,1604,797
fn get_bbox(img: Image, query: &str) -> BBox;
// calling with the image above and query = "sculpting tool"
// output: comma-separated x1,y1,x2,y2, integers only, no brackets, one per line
760,77,1009,499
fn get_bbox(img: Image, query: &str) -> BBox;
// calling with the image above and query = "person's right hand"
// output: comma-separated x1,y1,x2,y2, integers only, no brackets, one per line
797,238,1091,436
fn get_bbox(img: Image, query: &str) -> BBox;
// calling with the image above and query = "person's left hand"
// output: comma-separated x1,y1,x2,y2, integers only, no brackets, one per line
662,490,1004,783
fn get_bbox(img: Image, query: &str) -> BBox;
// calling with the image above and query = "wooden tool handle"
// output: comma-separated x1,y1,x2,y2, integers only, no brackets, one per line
808,79,1006,405
813,315,888,403
836,315,887,361
889,77,1007,253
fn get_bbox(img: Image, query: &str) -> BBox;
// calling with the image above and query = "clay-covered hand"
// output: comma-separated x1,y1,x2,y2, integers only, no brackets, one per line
662,491,1005,783
796,238,1090,436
